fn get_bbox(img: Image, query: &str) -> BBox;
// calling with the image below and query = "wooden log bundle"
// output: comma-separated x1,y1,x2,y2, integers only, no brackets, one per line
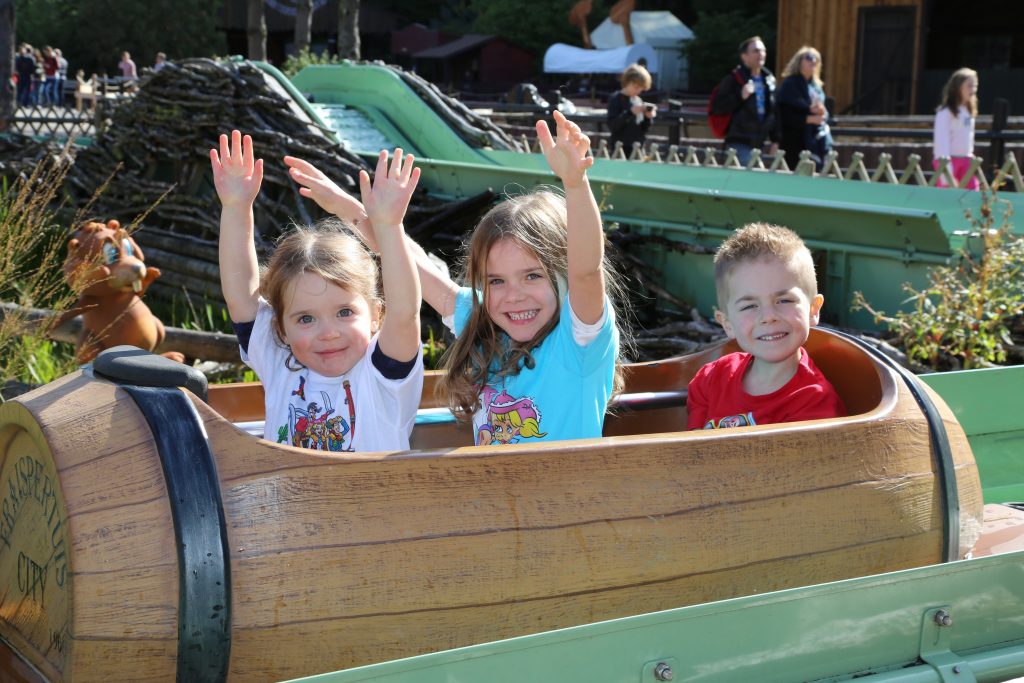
0,329,983,681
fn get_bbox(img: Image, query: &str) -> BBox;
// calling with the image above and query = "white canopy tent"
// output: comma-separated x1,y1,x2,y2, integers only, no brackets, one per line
591,11,694,91
543,42,659,75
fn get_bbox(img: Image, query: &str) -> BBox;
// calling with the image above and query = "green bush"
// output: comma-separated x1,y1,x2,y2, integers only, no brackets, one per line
852,190,1023,370
281,47,342,78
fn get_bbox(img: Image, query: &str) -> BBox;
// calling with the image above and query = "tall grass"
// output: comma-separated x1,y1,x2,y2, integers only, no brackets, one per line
0,155,82,393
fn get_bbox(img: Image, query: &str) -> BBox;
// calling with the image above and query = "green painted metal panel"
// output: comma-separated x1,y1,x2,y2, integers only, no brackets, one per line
285,551,1024,683
922,367,1024,503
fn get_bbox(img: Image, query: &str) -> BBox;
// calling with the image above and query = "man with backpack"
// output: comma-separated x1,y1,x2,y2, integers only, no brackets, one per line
708,36,779,165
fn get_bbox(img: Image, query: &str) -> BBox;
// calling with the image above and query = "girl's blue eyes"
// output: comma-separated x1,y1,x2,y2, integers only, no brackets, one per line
297,309,353,324
489,273,543,285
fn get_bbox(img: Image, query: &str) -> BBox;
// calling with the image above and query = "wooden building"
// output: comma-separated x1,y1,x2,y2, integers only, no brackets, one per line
777,1,1024,115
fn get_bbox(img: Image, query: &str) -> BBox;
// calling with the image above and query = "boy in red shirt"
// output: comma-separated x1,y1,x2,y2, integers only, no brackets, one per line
687,223,846,429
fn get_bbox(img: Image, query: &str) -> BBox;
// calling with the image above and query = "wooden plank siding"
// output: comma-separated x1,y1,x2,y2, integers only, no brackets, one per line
777,0,925,114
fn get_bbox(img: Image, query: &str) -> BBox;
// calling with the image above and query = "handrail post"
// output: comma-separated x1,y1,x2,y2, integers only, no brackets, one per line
990,97,1010,176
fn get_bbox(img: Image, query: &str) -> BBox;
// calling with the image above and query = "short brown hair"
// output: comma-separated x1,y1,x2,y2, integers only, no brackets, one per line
620,63,652,90
261,218,381,347
714,223,817,310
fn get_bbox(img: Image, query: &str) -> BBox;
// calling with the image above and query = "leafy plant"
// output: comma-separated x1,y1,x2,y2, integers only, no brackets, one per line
281,47,342,78
851,189,1023,370
422,325,447,370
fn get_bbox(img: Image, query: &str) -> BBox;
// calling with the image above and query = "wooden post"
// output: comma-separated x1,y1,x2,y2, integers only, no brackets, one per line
990,97,1010,175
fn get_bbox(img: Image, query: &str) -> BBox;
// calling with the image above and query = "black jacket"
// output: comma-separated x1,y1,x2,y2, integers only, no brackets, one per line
606,92,651,154
777,73,833,168
710,65,778,148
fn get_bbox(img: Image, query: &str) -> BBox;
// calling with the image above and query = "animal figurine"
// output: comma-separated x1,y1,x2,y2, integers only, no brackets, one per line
62,219,183,363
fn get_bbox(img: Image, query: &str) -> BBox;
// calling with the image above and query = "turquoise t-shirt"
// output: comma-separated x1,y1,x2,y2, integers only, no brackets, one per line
452,287,618,445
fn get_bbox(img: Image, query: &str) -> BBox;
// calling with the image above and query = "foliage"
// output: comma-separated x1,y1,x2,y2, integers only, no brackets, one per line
683,0,777,92
422,325,447,370
14,0,226,78
851,190,1023,371
0,157,81,390
468,0,580,62
281,46,341,79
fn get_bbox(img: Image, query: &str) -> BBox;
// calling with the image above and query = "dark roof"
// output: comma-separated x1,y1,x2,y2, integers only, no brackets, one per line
413,34,496,59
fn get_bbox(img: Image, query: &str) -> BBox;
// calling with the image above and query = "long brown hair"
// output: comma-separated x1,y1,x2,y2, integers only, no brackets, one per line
938,67,978,117
438,190,628,420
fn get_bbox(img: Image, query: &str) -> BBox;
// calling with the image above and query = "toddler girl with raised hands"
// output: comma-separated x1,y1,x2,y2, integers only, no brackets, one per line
287,111,625,446
211,130,423,452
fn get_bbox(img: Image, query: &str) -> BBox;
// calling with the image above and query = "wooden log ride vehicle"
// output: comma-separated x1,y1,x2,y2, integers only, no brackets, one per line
0,328,984,682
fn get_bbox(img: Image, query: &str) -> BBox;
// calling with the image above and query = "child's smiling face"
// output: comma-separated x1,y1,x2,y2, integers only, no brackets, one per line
280,271,379,376
715,256,823,369
484,239,558,343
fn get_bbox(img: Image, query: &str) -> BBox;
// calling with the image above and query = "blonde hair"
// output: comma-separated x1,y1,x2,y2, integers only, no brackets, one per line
620,63,652,90
438,190,629,420
714,223,817,311
493,410,546,439
938,67,978,117
261,218,381,364
781,46,823,88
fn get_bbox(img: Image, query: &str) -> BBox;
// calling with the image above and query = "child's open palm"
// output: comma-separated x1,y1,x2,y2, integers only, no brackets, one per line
537,110,594,189
359,148,421,231
210,130,263,208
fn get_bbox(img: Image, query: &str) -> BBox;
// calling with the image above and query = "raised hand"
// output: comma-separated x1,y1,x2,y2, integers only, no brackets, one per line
536,110,593,189
285,155,366,226
210,130,263,208
358,148,421,232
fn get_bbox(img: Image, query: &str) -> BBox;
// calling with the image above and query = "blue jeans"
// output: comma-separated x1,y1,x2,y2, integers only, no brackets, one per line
16,79,32,106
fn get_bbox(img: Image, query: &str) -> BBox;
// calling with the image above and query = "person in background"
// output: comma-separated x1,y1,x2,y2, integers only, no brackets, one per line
777,46,833,171
31,47,45,105
55,48,69,106
709,36,779,165
14,44,35,107
41,46,59,106
154,52,168,72
932,68,979,190
118,51,138,81
606,63,656,157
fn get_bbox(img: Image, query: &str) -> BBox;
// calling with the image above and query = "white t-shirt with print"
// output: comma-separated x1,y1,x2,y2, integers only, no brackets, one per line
241,299,424,452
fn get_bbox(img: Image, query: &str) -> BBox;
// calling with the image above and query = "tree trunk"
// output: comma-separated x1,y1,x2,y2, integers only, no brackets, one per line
247,0,267,62
337,0,360,60
294,0,313,54
0,0,14,132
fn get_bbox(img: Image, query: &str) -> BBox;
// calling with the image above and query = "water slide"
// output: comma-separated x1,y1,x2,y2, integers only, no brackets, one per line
272,62,1022,328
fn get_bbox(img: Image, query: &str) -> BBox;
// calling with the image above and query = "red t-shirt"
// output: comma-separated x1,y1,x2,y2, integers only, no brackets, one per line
686,349,847,430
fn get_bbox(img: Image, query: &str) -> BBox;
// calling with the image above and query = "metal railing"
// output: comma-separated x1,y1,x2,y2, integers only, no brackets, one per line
514,131,1024,192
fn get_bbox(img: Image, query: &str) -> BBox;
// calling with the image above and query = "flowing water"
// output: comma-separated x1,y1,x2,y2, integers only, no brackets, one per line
311,104,395,154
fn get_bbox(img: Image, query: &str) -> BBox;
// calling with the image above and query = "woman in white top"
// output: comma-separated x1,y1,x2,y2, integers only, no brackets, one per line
932,67,979,190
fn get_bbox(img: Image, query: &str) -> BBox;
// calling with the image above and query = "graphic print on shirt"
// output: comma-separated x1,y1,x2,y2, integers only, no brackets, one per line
476,386,547,445
281,377,356,452
704,412,756,429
